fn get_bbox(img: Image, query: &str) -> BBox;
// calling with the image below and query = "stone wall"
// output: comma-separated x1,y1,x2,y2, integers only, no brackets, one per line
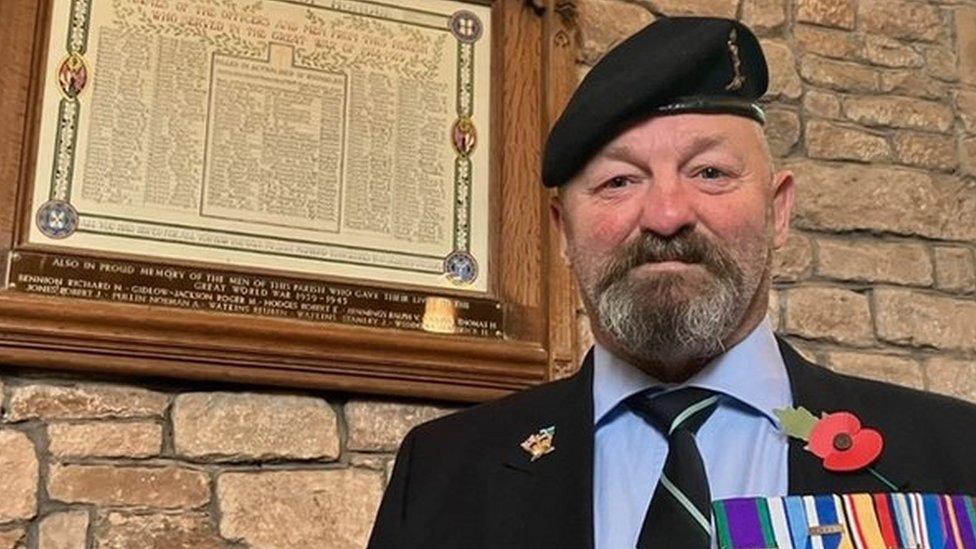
0,380,455,548
0,0,973,547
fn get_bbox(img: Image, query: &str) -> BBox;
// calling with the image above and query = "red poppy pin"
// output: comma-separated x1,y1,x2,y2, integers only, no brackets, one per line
807,411,884,472
774,407,886,472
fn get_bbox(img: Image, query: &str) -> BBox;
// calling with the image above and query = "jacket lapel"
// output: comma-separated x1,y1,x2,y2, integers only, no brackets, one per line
779,338,905,495
499,350,595,549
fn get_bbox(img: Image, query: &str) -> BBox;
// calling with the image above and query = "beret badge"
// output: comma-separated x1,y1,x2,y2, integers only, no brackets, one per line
724,28,745,92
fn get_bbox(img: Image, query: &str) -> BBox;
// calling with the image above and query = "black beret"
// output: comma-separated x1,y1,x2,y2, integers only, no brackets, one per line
542,17,769,187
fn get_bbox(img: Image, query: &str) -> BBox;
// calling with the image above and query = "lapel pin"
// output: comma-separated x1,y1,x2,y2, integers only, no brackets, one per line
520,426,555,462
775,406,897,490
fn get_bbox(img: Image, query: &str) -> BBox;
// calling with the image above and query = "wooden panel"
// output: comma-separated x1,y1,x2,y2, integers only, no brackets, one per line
0,0,577,401
543,0,581,378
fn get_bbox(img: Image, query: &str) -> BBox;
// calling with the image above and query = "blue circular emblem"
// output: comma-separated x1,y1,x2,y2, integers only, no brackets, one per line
444,251,478,285
35,200,79,239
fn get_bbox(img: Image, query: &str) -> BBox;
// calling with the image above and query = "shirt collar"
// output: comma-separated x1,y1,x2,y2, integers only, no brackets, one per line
592,317,792,427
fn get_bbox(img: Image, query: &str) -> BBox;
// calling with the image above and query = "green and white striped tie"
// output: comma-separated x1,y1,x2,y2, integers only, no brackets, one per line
627,387,720,548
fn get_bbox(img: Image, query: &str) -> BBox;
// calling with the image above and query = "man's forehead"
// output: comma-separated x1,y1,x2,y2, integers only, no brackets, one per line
594,114,766,160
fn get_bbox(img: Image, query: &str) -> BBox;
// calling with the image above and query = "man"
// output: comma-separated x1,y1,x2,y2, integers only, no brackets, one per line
369,16,976,549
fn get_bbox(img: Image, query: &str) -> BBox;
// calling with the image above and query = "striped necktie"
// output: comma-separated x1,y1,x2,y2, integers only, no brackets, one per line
627,387,720,548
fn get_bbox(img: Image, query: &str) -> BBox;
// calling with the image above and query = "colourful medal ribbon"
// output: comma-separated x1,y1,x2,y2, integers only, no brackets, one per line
814,495,851,549
962,496,976,548
714,498,777,548
767,496,795,549
784,496,810,549
922,493,947,547
871,493,901,548
841,493,885,548
715,493,976,549
891,493,919,549
942,495,963,549
912,493,929,548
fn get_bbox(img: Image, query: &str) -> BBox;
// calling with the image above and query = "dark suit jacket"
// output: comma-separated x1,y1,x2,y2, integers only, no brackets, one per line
368,340,976,548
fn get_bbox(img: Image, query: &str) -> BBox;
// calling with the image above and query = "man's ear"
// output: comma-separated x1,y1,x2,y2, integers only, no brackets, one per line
770,169,795,249
549,193,571,263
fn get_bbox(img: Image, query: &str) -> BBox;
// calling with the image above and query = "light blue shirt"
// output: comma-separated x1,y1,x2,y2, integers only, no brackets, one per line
593,319,792,549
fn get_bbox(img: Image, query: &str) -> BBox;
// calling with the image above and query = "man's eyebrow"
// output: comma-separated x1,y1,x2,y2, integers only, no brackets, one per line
679,134,731,158
599,143,637,163
593,133,737,168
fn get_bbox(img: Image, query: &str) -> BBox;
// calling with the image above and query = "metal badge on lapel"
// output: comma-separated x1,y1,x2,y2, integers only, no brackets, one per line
520,426,555,462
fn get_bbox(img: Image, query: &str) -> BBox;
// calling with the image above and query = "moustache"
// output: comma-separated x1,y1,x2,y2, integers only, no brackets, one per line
596,229,739,294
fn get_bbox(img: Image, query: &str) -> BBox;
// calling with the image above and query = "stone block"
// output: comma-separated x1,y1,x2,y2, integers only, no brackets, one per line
875,289,976,351
767,289,781,330
172,392,339,462
48,421,161,459
859,0,943,42
827,352,924,390
784,287,873,345
802,90,841,119
760,40,802,100
794,25,857,60
957,90,976,133
860,35,923,68
956,7,976,85
218,469,384,549
764,108,800,157
772,232,813,282
741,0,785,34
346,401,454,452
644,0,738,18
892,131,957,171
962,137,976,177
816,239,932,286
348,454,388,471
934,246,976,294
0,530,23,549
0,430,37,523
920,44,958,82
6,384,168,422
926,357,976,404
843,96,953,132
39,510,88,549
48,465,209,509
878,70,948,102
799,55,880,93
804,120,890,162
576,0,653,65
796,0,854,29
789,162,976,241
95,512,223,549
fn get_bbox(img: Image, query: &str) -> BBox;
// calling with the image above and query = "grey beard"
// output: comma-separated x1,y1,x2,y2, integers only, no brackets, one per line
583,228,764,375
596,268,743,369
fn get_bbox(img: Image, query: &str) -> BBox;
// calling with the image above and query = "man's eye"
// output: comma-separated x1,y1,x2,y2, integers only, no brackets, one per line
697,167,726,179
604,176,631,189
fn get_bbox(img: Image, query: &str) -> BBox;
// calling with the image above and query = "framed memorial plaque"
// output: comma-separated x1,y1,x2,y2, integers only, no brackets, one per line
0,0,580,401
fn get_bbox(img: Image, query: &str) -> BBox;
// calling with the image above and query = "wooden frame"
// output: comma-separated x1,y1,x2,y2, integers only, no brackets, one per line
0,0,579,402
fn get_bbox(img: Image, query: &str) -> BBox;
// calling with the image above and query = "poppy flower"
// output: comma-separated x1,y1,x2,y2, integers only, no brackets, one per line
807,412,883,472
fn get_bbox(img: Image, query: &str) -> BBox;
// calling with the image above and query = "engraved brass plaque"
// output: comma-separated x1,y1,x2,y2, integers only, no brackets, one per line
7,252,503,338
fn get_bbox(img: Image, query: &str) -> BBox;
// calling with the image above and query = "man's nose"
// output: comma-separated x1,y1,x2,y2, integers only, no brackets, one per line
637,178,697,237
